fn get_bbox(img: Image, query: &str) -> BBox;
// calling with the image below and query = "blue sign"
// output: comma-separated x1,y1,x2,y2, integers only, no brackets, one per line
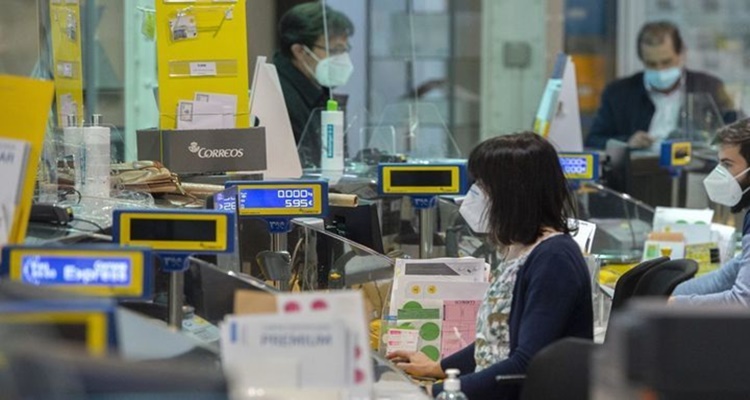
239,188,316,210
20,255,132,286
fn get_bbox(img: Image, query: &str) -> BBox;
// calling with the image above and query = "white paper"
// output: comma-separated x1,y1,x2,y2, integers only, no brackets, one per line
194,92,237,128
570,219,597,254
394,257,487,282
653,207,714,231
176,100,224,130
385,329,420,354
0,138,30,246
221,315,349,388
274,291,373,397
189,61,217,76
250,56,302,178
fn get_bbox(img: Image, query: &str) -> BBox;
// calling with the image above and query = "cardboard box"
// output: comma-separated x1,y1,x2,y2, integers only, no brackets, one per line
137,127,267,174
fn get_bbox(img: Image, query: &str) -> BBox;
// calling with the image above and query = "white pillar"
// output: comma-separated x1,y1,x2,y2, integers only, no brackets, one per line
480,0,564,140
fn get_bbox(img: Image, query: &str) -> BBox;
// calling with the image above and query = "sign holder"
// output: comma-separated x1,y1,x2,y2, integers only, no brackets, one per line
659,141,692,207
113,209,234,328
377,164,469,258
227,180,328,291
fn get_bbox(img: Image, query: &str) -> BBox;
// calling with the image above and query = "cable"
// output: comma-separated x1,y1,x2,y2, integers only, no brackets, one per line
72,217,106,233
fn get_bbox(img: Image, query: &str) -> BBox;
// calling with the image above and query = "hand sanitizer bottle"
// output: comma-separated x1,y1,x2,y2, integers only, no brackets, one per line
436,369,468,400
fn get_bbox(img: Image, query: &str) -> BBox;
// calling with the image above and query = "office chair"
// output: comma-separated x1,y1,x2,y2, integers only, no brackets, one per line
610,257,670,312
495,337,597,400
632,258,698,298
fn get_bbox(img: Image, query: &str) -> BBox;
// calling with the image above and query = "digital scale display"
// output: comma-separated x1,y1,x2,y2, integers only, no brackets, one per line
558,153,599,181
1,246,151,299
234,181,327,217
213,186,237,212
378,164,468,195
113,210,232,253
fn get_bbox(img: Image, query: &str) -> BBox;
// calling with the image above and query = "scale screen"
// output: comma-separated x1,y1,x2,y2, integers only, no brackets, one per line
558,153,599,181
2,247,151,299
379,164,467,195
236,182,327,217
113,211,232,253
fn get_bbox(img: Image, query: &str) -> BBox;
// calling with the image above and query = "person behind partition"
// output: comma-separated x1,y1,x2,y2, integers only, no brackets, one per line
274,2,354,168
585,21,737,150
387,132,593,400
671,119,750,305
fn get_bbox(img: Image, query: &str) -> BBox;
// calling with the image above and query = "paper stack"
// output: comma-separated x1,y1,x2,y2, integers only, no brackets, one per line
176,91,238,130
386,258,489,360
0,138,30,246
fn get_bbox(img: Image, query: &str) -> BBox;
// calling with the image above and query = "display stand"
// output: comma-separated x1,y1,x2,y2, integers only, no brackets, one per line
378,163,469,259
227,180,328,291
49,0,85,125
113,209,235,328
659,141,692,207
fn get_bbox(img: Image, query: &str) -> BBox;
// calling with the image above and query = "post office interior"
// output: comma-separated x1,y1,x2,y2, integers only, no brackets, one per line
3,0,750,398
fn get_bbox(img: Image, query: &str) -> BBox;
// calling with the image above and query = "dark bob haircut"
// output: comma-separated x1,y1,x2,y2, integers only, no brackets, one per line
278,2,354,58
468,132,578,246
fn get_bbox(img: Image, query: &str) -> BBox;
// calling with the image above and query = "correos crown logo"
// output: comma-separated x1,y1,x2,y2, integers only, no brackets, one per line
187,141,244,159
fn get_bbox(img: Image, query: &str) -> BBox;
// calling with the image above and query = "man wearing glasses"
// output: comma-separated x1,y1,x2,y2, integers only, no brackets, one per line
274,2,354,168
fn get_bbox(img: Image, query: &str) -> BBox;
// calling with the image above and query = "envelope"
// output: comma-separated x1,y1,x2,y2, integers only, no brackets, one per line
176,100,224,130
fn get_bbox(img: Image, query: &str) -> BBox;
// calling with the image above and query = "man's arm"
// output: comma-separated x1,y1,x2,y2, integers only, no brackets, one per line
672,255,741,297
671,237,750,306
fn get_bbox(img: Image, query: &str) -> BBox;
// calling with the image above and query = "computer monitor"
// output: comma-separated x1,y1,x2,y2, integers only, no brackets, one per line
185,257,276,325
326,201,385,254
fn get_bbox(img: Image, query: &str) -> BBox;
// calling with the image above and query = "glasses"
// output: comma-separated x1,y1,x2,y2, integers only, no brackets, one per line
312,43,351,56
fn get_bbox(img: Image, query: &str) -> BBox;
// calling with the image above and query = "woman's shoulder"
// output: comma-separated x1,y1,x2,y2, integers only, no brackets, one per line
524,234,585,271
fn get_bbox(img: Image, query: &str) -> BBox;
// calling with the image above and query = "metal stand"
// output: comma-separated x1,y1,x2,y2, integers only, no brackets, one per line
271,232,290,291
419,208,434,259
671,174,680,207
160,254,191,330
168,272,184,329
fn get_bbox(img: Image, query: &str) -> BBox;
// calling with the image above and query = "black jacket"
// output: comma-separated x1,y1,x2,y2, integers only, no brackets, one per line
585,70,737,149
273,51,329,167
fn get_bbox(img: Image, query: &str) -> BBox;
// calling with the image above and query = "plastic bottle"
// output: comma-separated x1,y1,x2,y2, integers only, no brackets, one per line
320,99,344,171
436,369,468,400
81,114,111,198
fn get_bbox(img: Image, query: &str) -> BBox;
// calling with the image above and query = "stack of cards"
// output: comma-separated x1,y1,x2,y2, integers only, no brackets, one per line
176,91,238,130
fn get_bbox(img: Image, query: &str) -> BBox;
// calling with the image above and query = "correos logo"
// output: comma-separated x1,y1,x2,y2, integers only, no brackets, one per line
188,141,244,159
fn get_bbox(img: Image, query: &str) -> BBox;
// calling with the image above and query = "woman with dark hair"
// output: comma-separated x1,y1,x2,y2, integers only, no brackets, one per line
388,132,593,400
273,2,354,167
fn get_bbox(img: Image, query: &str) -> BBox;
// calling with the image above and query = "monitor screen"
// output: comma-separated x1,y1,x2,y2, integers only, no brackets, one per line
130,219,218,242
212,186,237,212
20,255,132,287
240,188,315,209
390,170,453,188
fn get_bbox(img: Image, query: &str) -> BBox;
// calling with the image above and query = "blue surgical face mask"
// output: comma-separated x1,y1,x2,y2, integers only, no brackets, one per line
644,67,682,91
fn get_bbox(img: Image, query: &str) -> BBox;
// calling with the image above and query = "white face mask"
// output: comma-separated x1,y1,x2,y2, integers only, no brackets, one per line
459,184,490,233
703,164,750,207
303,46,354,88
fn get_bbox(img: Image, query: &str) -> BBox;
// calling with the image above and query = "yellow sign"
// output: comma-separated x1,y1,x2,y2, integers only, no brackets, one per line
116,212,230,252
380,165,462,195
0,311,108,356
155,0,250,129
49,0,84,126
671,142,692,167
0,75,55,244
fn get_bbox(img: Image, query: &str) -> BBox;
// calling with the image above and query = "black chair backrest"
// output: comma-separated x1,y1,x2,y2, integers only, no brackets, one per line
611,257,669,311
521,338,597,400
633,258,698,297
